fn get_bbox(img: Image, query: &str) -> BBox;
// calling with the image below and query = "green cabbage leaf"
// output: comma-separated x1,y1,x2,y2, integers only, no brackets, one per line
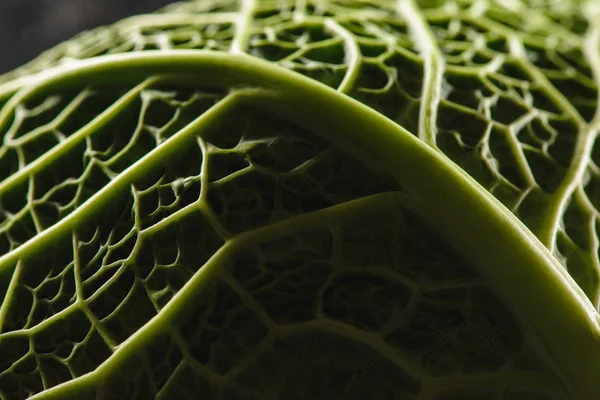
1,1,600,399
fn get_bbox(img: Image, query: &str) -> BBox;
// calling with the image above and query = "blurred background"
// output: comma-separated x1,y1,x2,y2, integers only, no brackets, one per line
0,0,173,74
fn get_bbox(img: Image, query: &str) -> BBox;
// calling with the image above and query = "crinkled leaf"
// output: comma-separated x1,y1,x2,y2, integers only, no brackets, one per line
0,1,599,400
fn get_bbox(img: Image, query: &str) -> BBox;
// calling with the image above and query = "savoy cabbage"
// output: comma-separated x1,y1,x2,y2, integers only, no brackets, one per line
0,0,599,399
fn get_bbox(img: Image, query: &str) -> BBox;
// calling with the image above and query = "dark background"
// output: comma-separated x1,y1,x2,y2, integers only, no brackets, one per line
0,0,173,74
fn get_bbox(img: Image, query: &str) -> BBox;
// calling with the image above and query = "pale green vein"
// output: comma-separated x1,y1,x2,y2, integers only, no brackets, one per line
583,2,600,124
232,191,407,249
274,318,425,379
0,92,241,274
31,336,50,390
503,110,538,187
231,0,257,53
217,271,277,329
465,14,582,49
197,136,232,239
397,0,445,146
92,270,139,326
507,36,585,126
73,233,119,349
293,0,308,20
533,125,596,251
576,187,600,308
28,177,43,234
0,283,81,339
324,18,362,94
578,1,600,307
505,35,597,253
101,91,151,172
0,77,27,102
6,89,91,146
155,361,188,400
0,261,23,333
165,331,228,385
490,0,583,46
0,78,156,197
28,191,413,400
83,232,140,305
197,136,211,205
134,130,249,240
140,201,202,237
116,12,238,31
0,13,242,98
